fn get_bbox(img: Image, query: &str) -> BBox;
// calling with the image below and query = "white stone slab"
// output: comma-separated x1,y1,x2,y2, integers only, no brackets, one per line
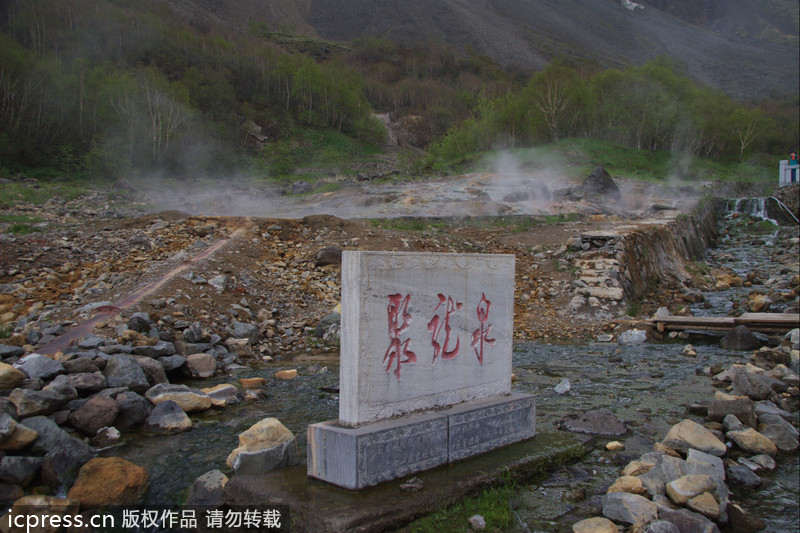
339,251,515,426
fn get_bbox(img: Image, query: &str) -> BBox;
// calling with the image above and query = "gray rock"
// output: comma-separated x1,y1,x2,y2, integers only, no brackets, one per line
732,368,780,400
159,355,186,372
144,400,192,434
750,454,776,471
131,341,175,357
127,312,153,333
686,449,725,482
639,453,689,499
231,321,258,341
657,505,720,533
314,312,340,338
602,492,657,525
42,375,78,400
68,372,107,393
91,426,121,447
62,357,100,374
721,325,761,351
183,322,211,344
554,378,571,395
582,167,621,199
185,353,216,378
186,469,228,506
619,329,647,345
68,395,118,436
754,400,792,421
13,354,64,380
315,246,342,267
561,408,627,436
722,414,745,432
708,396,756,428
208,274,228,293
9,389,69,417
758,413,799,452
228,437,298,475
0,345,24,359
0,413,16,441
643,520,680,533
0,456,42,486
114,391,152,430
77,335,105,349
23,416,94,488
134,356,168,386
726,463,761,488
103,355,149,393
76,301,112,314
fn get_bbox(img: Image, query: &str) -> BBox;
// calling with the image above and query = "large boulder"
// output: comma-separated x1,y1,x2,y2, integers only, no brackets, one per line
13,354,64,380
662,419,726,456
23,416,94,488
0,456,42,486
103,355,149,393
315,246,342,267
145,384,212,413
42,375,78,400
67,457,148,508
134,356,168,386
0,419,38,451
732,367,779,401
721,326,761,351
186,469,228,506
707,395,756,428
114,391,152,431
185,353,216,378
144,400,191,434
582,167,621,200
68,395,119,436
602,492,657,525
757,413,799,452
9,389,69,417
665,474,716,505
226,418,297,474
0,362,26,390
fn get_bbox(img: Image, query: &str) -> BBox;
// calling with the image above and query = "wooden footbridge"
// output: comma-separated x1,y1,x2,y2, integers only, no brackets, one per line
647,313,799,334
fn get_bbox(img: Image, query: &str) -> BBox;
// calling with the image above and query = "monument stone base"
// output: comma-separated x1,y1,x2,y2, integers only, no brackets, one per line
307,392,535,489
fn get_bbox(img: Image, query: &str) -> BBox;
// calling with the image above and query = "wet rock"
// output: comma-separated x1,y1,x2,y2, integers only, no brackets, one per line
747,293,772,313
657,506,720,533
67,457,148,508
555,378,571,395
723,414,745,432
63,357,100,374
13,353,64,380
732,368,780,401
561,408,627,436
145,384,212,413
226,418,298,474
240,377,266,389
0,456,41,487
134,356,168,386
9,388,69,417
104,355,149,393
201,384,240,407
682,344,697,357
726,502,765,532
68,395,119,436
618,329,647,345
144,400,192,434
186,469,228,506
666,474,716,505
0,362,25,390
726,462,761,488
721,326,761,351
662,419,726,456
572,517,619,533
127,312,153,333
687,492,720,520
159,355,186,372
750,454,776,471
642,520,679,533
605,441,624,451
708,395,756,428
0,345,24,359
91,426,121,447
68,371,107,393
132,341,175,357
753,400,792,421
757,413,799,452
315,246,342,267
114,391,152,430
185,353,216,378
602,492,657,525
24,416,94,488
275,369,297,380
607,476,645,495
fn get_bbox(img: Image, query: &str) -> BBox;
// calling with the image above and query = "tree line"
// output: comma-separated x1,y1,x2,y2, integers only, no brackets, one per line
427,59,799,169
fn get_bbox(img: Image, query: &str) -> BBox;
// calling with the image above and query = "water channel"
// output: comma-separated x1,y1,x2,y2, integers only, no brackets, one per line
112,203,799,532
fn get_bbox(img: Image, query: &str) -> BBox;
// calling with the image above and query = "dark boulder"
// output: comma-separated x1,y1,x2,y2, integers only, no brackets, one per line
581,167,621,200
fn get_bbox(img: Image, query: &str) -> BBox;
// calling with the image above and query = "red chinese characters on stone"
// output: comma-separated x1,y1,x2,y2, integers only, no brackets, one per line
471,292,495,364
427,293,462,362
384,293,416,377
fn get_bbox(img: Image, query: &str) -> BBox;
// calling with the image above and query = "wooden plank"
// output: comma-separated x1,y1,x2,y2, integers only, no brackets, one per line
653,316,736,326
737,313,799,325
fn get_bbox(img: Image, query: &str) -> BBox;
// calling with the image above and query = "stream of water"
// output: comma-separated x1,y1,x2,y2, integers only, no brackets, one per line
110,203,799,532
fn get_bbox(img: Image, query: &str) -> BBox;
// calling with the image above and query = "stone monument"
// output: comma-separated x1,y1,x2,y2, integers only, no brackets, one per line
307,251,535,489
